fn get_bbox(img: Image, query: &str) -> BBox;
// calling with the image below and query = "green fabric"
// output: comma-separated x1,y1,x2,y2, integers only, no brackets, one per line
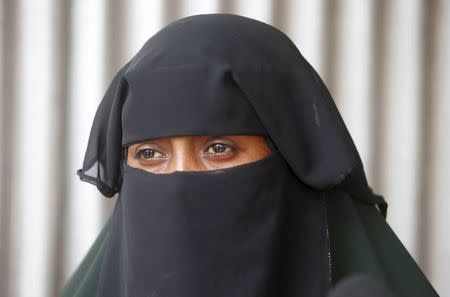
59,194,439,297
327,191,439,297
58,216,111,297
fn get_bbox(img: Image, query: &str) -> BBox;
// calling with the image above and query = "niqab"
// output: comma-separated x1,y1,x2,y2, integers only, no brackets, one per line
76,13,393,297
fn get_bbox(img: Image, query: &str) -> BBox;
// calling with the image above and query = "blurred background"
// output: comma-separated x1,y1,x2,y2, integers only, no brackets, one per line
0,0,448,296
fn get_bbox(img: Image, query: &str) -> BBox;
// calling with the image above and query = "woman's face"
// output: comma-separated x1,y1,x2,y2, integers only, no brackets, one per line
126,135,271,174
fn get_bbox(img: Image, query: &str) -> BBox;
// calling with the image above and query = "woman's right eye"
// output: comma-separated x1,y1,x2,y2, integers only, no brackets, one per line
135,148,165,160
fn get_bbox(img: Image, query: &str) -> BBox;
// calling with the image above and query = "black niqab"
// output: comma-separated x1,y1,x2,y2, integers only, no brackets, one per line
76,13,388,297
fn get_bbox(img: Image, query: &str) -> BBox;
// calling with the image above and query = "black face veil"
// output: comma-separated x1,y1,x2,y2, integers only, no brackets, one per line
76,13,388,297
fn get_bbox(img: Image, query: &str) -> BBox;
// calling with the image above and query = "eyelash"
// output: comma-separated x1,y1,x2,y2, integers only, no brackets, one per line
132,148,165,162
204,142,234,155
132,142,234,161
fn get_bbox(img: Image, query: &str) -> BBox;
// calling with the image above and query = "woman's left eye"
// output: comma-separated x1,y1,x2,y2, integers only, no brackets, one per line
205,143,233,154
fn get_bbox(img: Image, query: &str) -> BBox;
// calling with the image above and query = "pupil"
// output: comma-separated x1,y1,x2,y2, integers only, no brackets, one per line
142,149,154,158
213,143,226,153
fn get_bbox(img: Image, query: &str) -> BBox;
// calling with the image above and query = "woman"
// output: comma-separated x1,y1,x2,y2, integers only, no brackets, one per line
59,13,439,297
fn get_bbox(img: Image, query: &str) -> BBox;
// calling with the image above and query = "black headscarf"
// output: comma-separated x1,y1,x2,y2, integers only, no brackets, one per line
73,13,412,297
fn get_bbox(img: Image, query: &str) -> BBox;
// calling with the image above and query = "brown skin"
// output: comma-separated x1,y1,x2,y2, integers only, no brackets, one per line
126,135,271,174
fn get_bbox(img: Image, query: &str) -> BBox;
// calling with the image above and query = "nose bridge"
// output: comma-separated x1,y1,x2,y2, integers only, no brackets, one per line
173,151,197,172
171,137,201,172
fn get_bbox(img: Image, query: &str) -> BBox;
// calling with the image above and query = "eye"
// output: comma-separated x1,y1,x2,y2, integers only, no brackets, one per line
204,142,233,155
135,148,165,160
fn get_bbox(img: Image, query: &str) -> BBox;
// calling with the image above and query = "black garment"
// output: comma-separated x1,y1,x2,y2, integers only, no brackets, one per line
100,150,332,297
62,13,439,297
327,275,395,297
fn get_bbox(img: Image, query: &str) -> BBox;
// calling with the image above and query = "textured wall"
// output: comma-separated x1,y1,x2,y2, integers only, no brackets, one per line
0,1,448,296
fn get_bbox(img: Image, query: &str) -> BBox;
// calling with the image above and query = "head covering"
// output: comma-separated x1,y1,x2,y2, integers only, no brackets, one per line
77,13,385,210
61,13,439,297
